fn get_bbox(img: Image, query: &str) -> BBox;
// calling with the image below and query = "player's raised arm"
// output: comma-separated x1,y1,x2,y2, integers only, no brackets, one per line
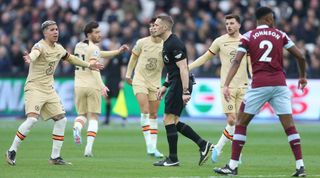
286,45,307,90
125,53,139,85
100,44,129,58
63,53,104,70
188,50,214,70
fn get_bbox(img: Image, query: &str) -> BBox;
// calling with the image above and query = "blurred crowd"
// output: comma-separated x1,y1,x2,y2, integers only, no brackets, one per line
0,0,320,78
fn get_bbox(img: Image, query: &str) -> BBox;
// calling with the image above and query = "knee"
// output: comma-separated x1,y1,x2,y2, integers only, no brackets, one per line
163,114,175,125
227,114,236,125
149,113,157,119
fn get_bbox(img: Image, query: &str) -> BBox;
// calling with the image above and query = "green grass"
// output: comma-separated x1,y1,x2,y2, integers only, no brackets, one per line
1,119,319,178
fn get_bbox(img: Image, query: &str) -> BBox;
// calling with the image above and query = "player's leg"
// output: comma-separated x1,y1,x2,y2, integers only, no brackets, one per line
270,86,306,177
6,89,42,166
43,91,71,165
73,87,88,144
149,96,163,158
133,85,153,154
214,87,270,175
6,113,39,166
212,88,237,162
84,113,99,157
153,113,179,166
84,88,102,157
48,113,70,165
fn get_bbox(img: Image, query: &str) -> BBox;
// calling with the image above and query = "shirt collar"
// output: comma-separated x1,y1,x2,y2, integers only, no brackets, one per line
256,25,269,29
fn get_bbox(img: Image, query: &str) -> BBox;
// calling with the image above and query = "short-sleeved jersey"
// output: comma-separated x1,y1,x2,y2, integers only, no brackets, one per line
162,34,187,80
74,40,101,90
25,39,67,91
132,36,163,89
209,34,249,88
239,25,294,88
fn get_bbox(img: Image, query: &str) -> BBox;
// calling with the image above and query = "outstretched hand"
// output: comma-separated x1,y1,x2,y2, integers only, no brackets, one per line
118,44,130,53
89,61,104,70
23,51,31,64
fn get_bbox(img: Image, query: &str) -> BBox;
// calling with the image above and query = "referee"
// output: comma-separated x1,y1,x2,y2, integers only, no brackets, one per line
153,15,214,167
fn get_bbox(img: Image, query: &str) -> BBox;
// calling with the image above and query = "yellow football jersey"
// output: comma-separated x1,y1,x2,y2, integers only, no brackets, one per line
25,39,67,92
131,36,163,90
209,34,249,88
74,40,101,90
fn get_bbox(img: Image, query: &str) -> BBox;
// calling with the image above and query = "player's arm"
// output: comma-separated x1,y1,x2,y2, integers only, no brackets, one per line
90,58,109,97
188,51,214,70
64,53,103,70
176,58,191,105
125,53,139,85
100,44,129,58
287,45,307,90
223,51,245,101
247,55,253,77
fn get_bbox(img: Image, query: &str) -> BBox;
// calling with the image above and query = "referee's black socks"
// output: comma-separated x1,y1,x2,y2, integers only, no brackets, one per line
165,124,178,162
176,121,206,149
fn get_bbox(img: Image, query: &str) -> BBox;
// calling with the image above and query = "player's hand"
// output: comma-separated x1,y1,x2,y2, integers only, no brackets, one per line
119,80,124,89
23,51,31,64
125,77,132,86
118,44,129,54
223,86,231,102
101,86,110,99
298,78,307,91
89,61,104,70
157,86,167,100
182,92,191,105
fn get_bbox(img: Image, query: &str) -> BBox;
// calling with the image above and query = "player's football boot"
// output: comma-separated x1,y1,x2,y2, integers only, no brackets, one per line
49,157,72,165
292,166,306,177
5,150,16,166
73,128,82,144
214,164,238,176
153,149,164,158
199,141,214,166
153,157,179,167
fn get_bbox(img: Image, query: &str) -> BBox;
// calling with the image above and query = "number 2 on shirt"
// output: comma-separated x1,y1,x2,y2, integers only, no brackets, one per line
258,40,273,62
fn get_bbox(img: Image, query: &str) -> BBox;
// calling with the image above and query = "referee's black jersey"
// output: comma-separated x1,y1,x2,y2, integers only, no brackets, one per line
162,34,187,80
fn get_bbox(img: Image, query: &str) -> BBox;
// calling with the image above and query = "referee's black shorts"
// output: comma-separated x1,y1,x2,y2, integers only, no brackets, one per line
164,75,194,117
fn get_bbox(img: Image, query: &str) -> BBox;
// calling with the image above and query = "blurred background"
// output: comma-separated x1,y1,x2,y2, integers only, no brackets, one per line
0,0,319,121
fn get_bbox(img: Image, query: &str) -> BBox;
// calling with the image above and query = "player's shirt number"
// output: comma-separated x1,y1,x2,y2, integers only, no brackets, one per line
258,40,273,62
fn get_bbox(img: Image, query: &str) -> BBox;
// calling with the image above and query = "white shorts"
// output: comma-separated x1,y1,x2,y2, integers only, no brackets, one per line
242,86,292,115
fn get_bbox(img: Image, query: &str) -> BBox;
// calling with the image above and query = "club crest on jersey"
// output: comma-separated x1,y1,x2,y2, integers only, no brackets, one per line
175,53,182,59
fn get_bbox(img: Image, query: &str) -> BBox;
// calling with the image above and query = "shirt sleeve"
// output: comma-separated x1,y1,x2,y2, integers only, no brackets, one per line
238,31,250,53
208,39,219,55
132,39,142,56
282,32,295,49
172,42,187,63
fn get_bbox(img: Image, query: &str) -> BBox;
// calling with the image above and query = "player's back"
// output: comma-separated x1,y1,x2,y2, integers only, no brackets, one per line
74,40,101,89
240,25,294,88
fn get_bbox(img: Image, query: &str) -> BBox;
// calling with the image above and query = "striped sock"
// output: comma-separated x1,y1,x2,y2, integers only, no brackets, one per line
140,113,151,153
9,117,38,152
229,125,247,169
149,118,158,152
85,119,98,155
215,124,234,153
51,117,67,159
285,126,304,169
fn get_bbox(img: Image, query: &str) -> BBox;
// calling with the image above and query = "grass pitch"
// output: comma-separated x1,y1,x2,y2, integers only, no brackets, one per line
1,119,319,178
